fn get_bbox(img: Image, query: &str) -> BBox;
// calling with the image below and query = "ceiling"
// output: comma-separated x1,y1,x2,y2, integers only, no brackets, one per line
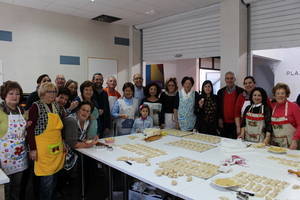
0,0,220,25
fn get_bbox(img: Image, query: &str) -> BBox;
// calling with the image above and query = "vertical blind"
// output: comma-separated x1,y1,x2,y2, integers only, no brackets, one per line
138,4,221,61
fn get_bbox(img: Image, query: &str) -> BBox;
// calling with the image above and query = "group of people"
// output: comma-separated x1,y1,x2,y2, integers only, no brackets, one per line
0,71,300,200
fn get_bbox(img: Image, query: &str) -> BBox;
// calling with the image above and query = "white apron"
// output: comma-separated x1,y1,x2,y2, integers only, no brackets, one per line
108,95,118,112
178,90,196,131
271,102,296,148
244,105,265,143
0,107,28,175
143,102,162,127
164,113,177,129
241,100,251,117
116,98,138,136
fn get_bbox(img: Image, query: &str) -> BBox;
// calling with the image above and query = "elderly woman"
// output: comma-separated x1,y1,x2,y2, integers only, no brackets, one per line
239,87,272,145
159,78,179,129
112,82,139,135
26,82,65,200
234,76,256,136
25,74,51,110
175,77,199,131
141,82,162,127
271,83,300,149
194,80,219,135
0,81,28,200
62,101,97,200
74,81,99,137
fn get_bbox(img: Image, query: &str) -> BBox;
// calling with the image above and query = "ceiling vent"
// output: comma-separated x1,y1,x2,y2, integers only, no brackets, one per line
92,15,122,23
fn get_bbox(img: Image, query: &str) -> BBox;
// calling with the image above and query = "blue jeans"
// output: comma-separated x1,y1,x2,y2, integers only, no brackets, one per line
40,174,57,200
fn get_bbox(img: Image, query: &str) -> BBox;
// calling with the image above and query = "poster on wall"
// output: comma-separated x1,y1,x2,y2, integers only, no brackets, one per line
145,64,164,88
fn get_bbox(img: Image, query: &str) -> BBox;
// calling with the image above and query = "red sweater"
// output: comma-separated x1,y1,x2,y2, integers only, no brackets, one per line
223,91,237,123
271,101,300,140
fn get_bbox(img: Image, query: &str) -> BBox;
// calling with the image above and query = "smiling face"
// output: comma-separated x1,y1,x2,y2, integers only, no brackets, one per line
140,107,149,118
55,94,69,107
149,85,158,97
82,86,93,100
43,89,57,104
77,104,91,122
40,76,51,85
93,74,103,88
244,78,256,94
133,74,143,88
203,83,212,95
67,82,77,95
183,80,193,93
275,88,287,104
252,90,262,105
167,81,176,93
55,75,66,88
225,73,235,88
107,77,117,89
5,89,21,107
124,87,133,99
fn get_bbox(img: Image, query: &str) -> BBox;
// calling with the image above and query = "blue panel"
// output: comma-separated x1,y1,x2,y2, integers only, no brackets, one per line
0,30,12,42
145,64,151,85
114,37,129,46
60,55,80,65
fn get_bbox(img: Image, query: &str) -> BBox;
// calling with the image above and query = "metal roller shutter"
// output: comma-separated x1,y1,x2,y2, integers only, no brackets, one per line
249,0,300,50
137,3,220,61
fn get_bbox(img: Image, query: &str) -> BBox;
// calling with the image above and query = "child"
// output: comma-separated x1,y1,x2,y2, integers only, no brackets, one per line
131,104,153,133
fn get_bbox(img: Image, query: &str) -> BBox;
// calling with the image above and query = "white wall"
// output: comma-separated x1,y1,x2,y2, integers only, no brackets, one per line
254,47,300,101
0,2,130,93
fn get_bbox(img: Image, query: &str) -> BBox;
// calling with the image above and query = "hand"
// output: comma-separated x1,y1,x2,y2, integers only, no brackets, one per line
263,135,271,146
99,109,104,116
29,150,37,161
198,98,205,108
119,114,128,119
237,133,244,139
290,140,298,150
218,119,223,129
69,101,79,111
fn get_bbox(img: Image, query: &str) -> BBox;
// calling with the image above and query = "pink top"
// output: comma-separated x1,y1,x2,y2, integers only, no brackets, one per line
271,100,300,140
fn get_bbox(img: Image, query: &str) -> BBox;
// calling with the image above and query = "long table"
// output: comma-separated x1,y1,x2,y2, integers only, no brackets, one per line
77,134,300,200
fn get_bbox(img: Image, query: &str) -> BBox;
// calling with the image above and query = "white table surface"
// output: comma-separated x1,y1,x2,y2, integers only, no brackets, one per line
77,134,300,200
0,169,9,185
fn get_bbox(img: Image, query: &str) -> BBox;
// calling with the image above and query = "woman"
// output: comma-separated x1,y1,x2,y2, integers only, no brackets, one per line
65,79,79,111
239,87,272,145
175,77,199,131
271,83,300,149
0,81,28,200
111,82,139,136
235,76,256,136
141,82,162,127
74,81,99,138
194,80,219,135
159,78,179,129
62,101,97,200
26,82,65,200
25,74,51,110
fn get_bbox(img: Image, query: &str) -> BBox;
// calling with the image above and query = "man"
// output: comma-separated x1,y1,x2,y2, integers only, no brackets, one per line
217,71,244,139
55,74,66,89
92,73,111,138
103,76,121,111
55,87,71,117
297,94,300,107
133,73,144,104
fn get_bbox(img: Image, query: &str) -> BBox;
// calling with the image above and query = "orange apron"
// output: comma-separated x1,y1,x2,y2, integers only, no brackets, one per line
34,112,64,176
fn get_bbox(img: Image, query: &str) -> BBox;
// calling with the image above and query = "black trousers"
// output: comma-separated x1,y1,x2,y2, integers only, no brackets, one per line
221,122,237,139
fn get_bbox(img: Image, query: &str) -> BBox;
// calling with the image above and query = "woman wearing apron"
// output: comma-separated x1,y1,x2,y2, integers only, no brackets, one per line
62,101,97,200
160,78,179,129
141,82,162,127
235,76,256,137
194,80,219,135
239,87,272,145
0,81,28,200
112,82,139,136
175,77,199,131
271,83,300,149
26,82,65,200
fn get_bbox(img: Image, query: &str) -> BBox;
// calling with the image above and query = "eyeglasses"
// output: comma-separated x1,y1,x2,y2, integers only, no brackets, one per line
134,77,143,80
46,90,57,94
